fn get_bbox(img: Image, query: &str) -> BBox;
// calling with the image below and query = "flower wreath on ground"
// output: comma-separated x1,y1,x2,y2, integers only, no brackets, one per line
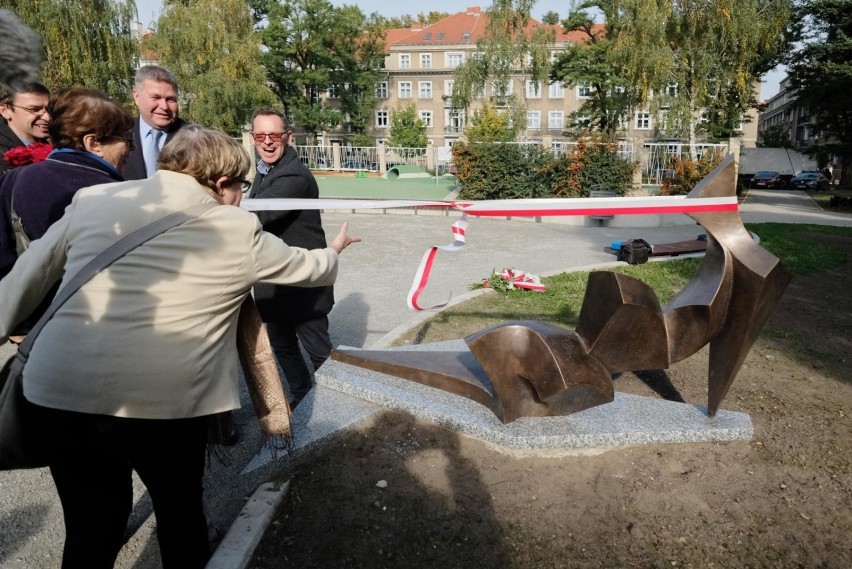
472,268,546,293
3,142,53,168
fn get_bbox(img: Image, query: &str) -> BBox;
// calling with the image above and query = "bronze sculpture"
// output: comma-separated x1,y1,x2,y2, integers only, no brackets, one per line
332,155,792,423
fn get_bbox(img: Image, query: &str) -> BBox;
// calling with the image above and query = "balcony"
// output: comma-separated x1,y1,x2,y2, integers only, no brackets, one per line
444,126,464,135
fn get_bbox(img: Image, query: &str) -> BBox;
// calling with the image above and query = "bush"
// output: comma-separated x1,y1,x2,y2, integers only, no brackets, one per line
544,141,634,197
452,142,554,200
660,153,724,196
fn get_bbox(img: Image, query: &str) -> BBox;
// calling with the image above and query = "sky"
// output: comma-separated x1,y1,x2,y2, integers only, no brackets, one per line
133,0,786,100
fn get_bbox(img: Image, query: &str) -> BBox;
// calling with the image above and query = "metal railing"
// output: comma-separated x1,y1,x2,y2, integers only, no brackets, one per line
641,142,728,184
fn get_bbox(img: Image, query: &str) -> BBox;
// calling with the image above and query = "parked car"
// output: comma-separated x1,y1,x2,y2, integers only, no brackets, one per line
789,171,831,191
749,170,785,189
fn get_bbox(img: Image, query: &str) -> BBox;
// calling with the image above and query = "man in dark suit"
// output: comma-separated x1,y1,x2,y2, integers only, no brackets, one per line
248,107,333,407
122,65,186,180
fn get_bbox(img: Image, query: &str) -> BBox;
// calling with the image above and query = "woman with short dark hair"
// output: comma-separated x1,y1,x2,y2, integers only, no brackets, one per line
0,88,134,278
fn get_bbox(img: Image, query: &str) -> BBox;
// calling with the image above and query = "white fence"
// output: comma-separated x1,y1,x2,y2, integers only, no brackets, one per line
641,142,729,184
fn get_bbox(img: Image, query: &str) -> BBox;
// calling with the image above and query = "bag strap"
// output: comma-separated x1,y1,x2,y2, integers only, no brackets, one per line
17,202,216,356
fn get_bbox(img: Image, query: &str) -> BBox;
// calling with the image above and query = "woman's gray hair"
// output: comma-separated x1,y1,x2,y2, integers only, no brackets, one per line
0,10,43,95
157,125,251,189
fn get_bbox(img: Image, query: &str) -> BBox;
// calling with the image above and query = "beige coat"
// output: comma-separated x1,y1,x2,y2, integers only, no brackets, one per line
0,170,338,419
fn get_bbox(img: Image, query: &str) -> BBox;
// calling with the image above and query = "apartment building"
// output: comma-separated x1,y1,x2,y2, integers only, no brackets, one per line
758,76,818,150
365,5,757,150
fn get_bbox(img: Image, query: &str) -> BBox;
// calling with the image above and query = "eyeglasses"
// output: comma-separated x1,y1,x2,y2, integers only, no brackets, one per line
8,104,48,116
228,179,252,192
250,132,288,143
102,135,135,150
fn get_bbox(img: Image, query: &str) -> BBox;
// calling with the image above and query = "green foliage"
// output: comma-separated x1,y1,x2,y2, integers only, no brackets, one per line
787,0,852,187
758,124,793,148
151,0,276,134
6,0,137,105
452,142,553,200
451,0,554,120
606,0,793,148
550,4,635,140
659,152,724,195
541,10,561,25
383,12,450,28
348,132,375,147
261,0,385,141
545,140,635,197
387,104,427,149
465,103,516,142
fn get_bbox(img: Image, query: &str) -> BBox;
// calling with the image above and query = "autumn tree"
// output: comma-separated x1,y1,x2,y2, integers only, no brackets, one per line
465,102,516,142
787,0,852,187
451,0,555,134
5,0,137,105
259,0,385,142
611,0,793,152
151,0,276,134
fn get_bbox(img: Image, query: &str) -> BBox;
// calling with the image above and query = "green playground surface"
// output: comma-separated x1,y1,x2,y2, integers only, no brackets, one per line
315,172,458,200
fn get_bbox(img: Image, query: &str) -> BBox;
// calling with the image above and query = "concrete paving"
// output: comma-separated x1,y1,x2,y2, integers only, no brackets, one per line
1,189,849,568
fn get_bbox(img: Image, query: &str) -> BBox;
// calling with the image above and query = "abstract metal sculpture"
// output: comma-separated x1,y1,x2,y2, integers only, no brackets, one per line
332,156,792,423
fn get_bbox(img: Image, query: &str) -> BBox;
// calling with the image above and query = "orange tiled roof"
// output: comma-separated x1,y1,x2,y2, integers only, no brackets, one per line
385,6,601,50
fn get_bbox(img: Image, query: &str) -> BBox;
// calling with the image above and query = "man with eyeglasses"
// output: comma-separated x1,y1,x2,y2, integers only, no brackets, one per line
247,106,333,409
0,81,50,173
122,65,186,180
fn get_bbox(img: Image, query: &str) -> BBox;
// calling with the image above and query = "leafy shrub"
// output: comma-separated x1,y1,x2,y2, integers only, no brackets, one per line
452,142,553,200
544,141,634,197
660,152,724,196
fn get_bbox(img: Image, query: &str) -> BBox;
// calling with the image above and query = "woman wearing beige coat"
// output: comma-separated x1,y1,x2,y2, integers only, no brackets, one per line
0,126,358,569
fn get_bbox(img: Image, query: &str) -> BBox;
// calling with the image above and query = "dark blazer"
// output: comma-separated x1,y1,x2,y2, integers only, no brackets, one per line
0,119,48,174
249,145,333,322
121,116,187,180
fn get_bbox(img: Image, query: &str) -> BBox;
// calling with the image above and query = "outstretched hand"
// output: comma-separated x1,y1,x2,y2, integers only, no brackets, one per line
329,222,361,254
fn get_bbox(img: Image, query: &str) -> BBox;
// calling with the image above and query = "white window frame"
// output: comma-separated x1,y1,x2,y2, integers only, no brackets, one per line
418,81,432,99
398,81,412,99
375,110,388,128
491,79,513,98
526,110,541,129
549,82,564,98
419,110,433,127
398,53,411,69
634,110,652,130
525,80,542,98
446,52,464,69
420,53,432,69
376,81,388,99
548,111,564,130
444,80,454,97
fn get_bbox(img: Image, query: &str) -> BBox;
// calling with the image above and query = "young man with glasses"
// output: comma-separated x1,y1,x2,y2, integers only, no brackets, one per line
247,107,333,409
0,81,50,173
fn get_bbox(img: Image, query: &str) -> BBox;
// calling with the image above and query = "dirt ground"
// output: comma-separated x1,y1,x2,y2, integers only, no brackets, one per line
250,232,852,569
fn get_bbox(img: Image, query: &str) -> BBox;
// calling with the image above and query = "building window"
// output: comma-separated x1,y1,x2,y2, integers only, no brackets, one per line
492,79,513,97
398,81,412,99
399,53,410,69
419,110,433,127
327,84,339,98
445,109,465,134
666,83,678,97
548,111,564,130
418,81,432,99
549,82,564,98
446,52,463,68
376,110,388,128
376,81,388,99
525,80,542,98
420,53,432,68
526,110,541,129
635,111,651,130
577,85,592,98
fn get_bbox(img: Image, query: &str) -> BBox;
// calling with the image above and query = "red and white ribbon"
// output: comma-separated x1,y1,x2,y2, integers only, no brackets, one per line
241,195,738,310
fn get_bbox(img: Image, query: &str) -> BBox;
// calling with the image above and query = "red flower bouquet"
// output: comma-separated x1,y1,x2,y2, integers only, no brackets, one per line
3,142,53,168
